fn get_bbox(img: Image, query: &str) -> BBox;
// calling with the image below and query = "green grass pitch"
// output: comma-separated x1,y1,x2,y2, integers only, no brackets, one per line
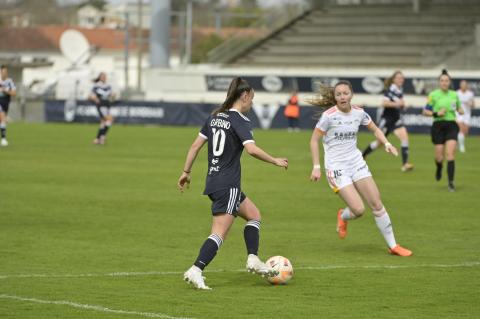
1,123,479,318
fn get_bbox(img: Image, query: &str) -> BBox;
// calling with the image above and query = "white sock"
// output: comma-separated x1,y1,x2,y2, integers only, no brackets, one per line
374,211,397,249
341,207,356,221
458,132,465,148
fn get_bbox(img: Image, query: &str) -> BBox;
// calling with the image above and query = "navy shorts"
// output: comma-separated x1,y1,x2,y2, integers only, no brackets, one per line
0,99,9,114
208,187,246,216
96,100,111,119
378,115,404,136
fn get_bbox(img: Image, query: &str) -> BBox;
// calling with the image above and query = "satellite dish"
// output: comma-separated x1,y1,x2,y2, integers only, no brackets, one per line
59,29,91,66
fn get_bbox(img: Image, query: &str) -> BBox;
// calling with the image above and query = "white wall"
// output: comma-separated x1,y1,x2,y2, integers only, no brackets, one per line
144,66,480,107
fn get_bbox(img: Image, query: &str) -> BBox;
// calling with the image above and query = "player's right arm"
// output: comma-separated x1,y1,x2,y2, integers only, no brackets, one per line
423,92,446,117
178,136,207,192
310,128,324,182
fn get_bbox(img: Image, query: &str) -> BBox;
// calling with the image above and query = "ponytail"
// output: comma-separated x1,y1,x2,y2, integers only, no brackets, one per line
212,77,252,115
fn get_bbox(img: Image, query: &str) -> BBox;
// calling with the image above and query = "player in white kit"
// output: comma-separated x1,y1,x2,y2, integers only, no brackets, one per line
456,80,475,153
309,80,412,256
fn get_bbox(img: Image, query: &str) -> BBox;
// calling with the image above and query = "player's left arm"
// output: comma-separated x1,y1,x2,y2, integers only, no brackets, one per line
178,136,207,192
456,95,465,115
366,121,398,156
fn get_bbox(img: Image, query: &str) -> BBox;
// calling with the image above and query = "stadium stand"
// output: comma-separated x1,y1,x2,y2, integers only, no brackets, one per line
213,1,480,69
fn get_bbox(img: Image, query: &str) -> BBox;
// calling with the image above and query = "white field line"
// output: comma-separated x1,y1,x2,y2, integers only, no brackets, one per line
0,294,196,319
0,261,479,280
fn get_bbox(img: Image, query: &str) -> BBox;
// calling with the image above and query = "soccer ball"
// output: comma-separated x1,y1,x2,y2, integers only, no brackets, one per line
265,256,293,285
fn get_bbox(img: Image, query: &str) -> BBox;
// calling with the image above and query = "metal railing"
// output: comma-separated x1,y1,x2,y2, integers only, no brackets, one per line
206,4,311,65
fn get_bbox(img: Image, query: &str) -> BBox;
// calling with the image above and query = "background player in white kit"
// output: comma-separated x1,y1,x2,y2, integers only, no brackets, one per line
309,80,412,256
456,80,475,153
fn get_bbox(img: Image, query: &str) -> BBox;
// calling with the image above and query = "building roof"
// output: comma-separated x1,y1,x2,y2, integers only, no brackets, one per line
0,25,145,52
0,25,258,53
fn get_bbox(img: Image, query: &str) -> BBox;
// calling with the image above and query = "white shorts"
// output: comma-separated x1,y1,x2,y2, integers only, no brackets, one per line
456,112,471,125
325,160,372,193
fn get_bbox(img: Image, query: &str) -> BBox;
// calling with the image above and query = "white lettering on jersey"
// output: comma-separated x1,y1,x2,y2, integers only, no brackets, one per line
316,106,371,169
210,118,231,129
212,128,226,157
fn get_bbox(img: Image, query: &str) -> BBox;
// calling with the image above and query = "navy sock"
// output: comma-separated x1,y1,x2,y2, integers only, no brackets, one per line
401,146,409,165
244,220,260,255
102,125,110,137
193,234,223,270
447,160,455,184
0,123,6,138
96,127,105,138
362,145,374,158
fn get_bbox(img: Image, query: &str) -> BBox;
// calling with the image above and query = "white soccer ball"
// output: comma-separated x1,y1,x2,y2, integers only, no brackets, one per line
265,256,293,285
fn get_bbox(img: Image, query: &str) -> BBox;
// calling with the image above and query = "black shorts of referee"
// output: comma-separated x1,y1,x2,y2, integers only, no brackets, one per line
431,121,459,145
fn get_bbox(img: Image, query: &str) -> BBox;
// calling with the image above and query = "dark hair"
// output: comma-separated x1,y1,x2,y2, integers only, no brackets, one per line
0,65,6,70
440,69,451,80
308,80,353,109
93,72,106,83
213,77,252,115
384,70,403,90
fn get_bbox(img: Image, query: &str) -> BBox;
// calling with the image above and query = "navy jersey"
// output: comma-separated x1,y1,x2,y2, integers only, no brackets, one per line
382,84,403,119
0,78,16,106
199,109,255,195
92,81,112,101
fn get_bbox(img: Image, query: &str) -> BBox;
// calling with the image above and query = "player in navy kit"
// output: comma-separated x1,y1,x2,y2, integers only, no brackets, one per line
89,72,115,145
178,77,289,290
0,65,17,146
362,71,414,172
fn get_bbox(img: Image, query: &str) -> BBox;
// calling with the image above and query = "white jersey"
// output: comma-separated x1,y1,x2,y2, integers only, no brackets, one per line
456,89,474,119
316,105,372,169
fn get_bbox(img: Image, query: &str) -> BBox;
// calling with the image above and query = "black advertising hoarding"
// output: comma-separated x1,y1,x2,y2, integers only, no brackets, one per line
45,100,480,135
205,74,480,96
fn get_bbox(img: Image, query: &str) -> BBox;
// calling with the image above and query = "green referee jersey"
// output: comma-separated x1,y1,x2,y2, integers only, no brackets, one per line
426,89,460,122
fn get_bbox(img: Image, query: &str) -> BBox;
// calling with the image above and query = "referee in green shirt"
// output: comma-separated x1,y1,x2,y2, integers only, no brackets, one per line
423,70,464,192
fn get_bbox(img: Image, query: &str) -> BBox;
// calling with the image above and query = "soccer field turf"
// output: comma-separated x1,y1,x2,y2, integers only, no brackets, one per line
1,123,479,319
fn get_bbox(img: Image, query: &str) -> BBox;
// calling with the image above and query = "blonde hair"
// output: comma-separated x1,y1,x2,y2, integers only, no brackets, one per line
384,70,403,90
307,80,354,116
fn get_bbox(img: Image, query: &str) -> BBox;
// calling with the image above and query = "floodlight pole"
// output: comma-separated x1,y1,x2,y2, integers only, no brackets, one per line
137,0,143,91
150,0,171,67
184,1,193,65
124,11,130,98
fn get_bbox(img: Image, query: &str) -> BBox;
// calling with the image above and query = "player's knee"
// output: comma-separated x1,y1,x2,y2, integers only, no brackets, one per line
249,209,261,222
372,206,386,217
370,201,384,212
350,204,365,217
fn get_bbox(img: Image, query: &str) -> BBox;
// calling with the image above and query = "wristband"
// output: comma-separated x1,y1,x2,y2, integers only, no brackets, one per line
183,170,191,174
313,164,321,169
385,142,392,148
